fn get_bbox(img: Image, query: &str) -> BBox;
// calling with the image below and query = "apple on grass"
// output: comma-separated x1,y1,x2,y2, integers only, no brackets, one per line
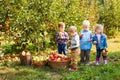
21,51,26,56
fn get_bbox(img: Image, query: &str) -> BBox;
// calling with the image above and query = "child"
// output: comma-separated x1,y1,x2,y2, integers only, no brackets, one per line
79,20,92,65
68,26,80,71
93,24,108,65
56,22,69,55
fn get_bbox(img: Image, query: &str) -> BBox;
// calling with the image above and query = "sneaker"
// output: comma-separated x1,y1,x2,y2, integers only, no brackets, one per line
69,67,78,71
104,60,107,65
96,62,99,66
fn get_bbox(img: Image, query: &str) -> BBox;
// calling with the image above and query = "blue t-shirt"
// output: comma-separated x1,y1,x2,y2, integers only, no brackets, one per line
80,30,92,50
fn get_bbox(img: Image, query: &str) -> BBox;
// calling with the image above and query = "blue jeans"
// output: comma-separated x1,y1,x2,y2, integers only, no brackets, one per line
58,44,67,55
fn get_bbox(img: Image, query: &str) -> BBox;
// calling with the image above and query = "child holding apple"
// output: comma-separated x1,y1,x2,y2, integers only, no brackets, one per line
68,26,80,71
93,24,108,65
56,22,69,55
79,20,92,65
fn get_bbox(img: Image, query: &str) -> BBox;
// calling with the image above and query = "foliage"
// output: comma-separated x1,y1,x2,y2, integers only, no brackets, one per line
0,0,120,52
97,0,120,38
2,43,36,55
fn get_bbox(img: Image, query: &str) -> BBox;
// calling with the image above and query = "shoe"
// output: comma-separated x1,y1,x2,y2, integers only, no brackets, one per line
104,60,107,65
96,62,99,66
85,63,90,66
80,63,84,66
69,67,78,71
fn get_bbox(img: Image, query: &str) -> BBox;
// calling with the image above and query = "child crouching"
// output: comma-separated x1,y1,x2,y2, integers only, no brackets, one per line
93,24,108,65
68,26,80,71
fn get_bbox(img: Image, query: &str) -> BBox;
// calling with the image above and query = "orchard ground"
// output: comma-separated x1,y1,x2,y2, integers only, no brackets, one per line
0,38,120,80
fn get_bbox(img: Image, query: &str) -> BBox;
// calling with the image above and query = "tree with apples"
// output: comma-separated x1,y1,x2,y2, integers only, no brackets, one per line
0,0,120,55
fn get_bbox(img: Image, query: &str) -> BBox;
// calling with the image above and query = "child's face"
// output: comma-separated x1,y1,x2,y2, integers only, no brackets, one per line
59,26,65,32
96,29,102,34
83,25,89,30
69,31,75,36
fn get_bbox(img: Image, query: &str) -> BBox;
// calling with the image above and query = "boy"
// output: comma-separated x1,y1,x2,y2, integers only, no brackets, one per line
69,26,80,71
80,20,92,65
56,22,69,55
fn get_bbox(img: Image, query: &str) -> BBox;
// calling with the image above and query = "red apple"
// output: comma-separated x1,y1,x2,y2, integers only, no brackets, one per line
49,55,54,60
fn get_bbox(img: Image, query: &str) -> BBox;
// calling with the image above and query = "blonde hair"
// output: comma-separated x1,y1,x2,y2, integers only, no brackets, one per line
58,22,65,28
95,24,104,33
83,20,90,27
68,26,77,32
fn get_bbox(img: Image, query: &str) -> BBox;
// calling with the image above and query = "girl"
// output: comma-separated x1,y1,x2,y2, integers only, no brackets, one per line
93,24,108,65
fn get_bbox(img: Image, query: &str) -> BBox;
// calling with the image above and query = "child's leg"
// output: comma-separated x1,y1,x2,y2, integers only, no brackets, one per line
102,53,107,64
71,48,80,68
96,48,101,65
58,44,62,54
62,44,68,55
85,50,90,64
80,50,85,64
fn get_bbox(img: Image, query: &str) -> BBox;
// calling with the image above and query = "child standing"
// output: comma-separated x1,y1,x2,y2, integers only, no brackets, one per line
56,22,69,55
80,20,92,65
93,24,108,65
68,26,80,71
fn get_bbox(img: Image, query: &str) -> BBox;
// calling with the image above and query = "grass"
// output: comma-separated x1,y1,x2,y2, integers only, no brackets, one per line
0,39,120,80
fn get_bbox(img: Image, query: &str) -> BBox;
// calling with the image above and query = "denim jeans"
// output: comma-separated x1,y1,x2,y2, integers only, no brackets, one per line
58,44,67,55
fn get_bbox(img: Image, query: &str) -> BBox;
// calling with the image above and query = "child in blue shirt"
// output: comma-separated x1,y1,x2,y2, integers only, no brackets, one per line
80,20,92,65
93,24,108,65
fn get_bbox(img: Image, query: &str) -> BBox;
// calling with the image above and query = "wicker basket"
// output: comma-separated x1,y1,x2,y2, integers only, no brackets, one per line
49,59,71,69
102,50,108,56
33,60,48,68
20,55,32,65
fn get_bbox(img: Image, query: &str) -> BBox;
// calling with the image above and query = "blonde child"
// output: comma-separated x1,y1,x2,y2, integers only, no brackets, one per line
93,24,108,65
68,26,80,71
56,22,69,55
79,20,92,65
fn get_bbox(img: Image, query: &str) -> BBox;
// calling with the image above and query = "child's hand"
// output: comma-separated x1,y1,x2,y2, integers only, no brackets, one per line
59,32,63,38
88,39,91,42
93,41,97,45
102,50,105,53
79,34,83,37
68,47,71,50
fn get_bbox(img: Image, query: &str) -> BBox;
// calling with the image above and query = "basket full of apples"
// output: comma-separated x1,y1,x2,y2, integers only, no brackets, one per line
49,52,71,69
32,56,49,68
20,51,32,65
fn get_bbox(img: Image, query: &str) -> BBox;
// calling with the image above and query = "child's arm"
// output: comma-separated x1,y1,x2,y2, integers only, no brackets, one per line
104,35,108,48
62,32,69,41
88,32,93,42
92,35,97,45
79,31,83,40
56,33,60,41
70,35,79,49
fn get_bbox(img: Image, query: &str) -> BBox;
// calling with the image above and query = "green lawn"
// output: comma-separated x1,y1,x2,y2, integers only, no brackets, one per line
0,39,120,80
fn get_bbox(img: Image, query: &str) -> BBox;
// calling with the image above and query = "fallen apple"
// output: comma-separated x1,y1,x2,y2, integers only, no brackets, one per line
21,51,26,56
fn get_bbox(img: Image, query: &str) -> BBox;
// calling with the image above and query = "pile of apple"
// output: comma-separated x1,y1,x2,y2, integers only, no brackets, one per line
49,52,70,62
